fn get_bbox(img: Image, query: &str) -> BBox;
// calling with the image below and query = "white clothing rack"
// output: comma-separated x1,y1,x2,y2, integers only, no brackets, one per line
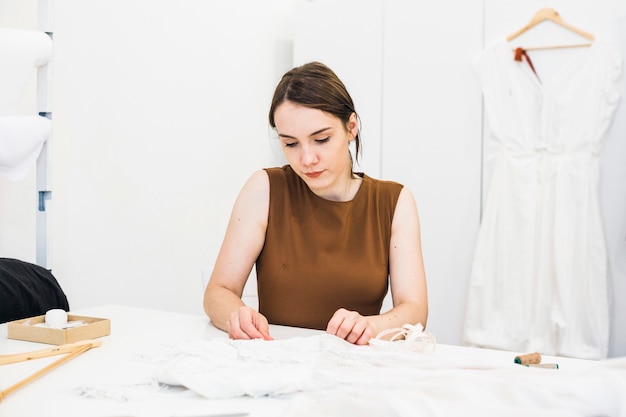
0,0,54,269
36,0,54,269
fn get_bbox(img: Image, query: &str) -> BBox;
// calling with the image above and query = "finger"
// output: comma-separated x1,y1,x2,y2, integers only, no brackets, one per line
256,320,274,341
240,322,266,339
227,314,252,340
238,311,267,340
253,314,274,340
230,307,266,340
345,316,375,344
328,310,360,340
259,329,274,341
241,308,276,341
326,308,348,336
345,319,368,344
354,327,374,345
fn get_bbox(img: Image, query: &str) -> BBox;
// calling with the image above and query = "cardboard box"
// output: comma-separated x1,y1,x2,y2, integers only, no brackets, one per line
7,314,111,345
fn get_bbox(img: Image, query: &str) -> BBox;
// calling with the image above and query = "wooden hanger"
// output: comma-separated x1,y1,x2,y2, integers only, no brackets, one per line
507,7,594,51
0,339,102,402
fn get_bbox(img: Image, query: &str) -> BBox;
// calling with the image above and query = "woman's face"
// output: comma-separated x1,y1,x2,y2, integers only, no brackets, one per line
273,101,357,198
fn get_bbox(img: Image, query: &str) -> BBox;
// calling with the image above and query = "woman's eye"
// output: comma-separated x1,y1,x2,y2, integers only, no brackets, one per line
284,142,297,148
315,137,330,144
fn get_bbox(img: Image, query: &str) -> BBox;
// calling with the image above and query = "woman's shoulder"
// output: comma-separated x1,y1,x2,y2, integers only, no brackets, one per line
238,169,270,198
360,173,404,192
263,165,304,189
263,164,293,177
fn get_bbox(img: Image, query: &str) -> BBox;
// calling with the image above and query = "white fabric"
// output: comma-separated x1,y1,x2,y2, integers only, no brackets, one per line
369,323,436,353
0,114,51,180
0,28,52,114
154,336,320,399
151,334,626,417
463,39,621,359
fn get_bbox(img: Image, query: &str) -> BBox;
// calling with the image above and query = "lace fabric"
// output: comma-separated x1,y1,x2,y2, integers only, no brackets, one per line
368,323,436,354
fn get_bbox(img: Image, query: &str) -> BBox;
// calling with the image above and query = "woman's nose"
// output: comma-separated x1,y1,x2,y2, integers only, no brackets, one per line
300,144,318,165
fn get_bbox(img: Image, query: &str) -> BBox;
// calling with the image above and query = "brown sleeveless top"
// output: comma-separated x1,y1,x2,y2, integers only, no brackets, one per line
256,165,403,330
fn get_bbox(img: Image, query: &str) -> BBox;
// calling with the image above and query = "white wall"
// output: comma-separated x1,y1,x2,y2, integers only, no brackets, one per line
1,0,624,357
294,0,384,179
381,0,484,353
48,0,296,315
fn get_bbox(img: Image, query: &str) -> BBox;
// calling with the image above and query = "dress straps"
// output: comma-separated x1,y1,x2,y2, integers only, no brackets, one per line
514,47,541,82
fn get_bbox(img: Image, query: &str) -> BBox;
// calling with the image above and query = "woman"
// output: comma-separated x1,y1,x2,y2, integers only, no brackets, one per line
204,62,427,345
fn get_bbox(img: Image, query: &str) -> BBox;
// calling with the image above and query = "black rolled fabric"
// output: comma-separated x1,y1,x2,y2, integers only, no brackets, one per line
0,258,70,323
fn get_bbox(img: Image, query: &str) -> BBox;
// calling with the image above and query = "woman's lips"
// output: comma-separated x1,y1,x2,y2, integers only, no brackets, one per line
305,171,323,178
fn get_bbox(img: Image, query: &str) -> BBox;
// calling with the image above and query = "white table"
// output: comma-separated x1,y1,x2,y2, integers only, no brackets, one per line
0,305,621,417
0,305,322,417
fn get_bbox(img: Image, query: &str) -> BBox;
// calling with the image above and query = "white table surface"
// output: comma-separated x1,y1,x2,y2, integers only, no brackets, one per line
0,305,617,417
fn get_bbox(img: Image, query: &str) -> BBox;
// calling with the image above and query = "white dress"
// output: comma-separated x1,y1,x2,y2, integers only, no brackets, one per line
462,39,621,359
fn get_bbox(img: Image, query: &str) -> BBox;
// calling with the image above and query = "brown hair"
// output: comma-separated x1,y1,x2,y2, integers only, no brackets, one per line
269,62,361,163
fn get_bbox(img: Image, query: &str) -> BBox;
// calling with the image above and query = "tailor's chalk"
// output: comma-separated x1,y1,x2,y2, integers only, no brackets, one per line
525,363,559,369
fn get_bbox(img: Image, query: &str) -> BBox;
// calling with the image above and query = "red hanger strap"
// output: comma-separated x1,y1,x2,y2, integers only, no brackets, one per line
514,47,541,82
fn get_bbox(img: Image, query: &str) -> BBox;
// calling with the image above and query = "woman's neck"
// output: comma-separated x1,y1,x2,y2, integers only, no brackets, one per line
317,169,363,202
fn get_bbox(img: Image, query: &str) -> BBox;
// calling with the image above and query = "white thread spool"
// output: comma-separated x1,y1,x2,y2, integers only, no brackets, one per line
45,309,68,327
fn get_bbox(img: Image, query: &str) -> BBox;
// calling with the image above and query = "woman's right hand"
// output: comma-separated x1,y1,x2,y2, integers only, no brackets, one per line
226,305,273,341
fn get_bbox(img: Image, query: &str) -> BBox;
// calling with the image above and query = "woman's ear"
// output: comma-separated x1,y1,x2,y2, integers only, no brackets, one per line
347,112,358,139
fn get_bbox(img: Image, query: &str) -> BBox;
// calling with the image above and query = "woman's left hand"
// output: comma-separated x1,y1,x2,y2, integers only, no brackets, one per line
326,308,377,345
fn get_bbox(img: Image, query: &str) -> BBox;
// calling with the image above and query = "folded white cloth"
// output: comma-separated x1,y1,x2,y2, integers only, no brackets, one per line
154,336,320,399
0,28,52,114
0,115,51,180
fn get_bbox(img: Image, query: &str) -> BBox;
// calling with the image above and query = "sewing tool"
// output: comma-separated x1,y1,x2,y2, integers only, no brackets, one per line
514,352,541,365
0,339,102,401
514,352,559,369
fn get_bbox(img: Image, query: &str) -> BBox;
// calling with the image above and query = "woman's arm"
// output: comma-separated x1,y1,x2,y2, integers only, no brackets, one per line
326,186,428,344
203,169,272,340
382,185,428,327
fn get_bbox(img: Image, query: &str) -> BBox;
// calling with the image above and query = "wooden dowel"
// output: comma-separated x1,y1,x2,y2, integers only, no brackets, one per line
0,341,100,402
0,339,102,366
514,43,593,52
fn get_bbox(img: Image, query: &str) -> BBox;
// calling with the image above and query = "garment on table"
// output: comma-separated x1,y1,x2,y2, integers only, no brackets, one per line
256,165,403,330
463,39,621,359
150,334,626,417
